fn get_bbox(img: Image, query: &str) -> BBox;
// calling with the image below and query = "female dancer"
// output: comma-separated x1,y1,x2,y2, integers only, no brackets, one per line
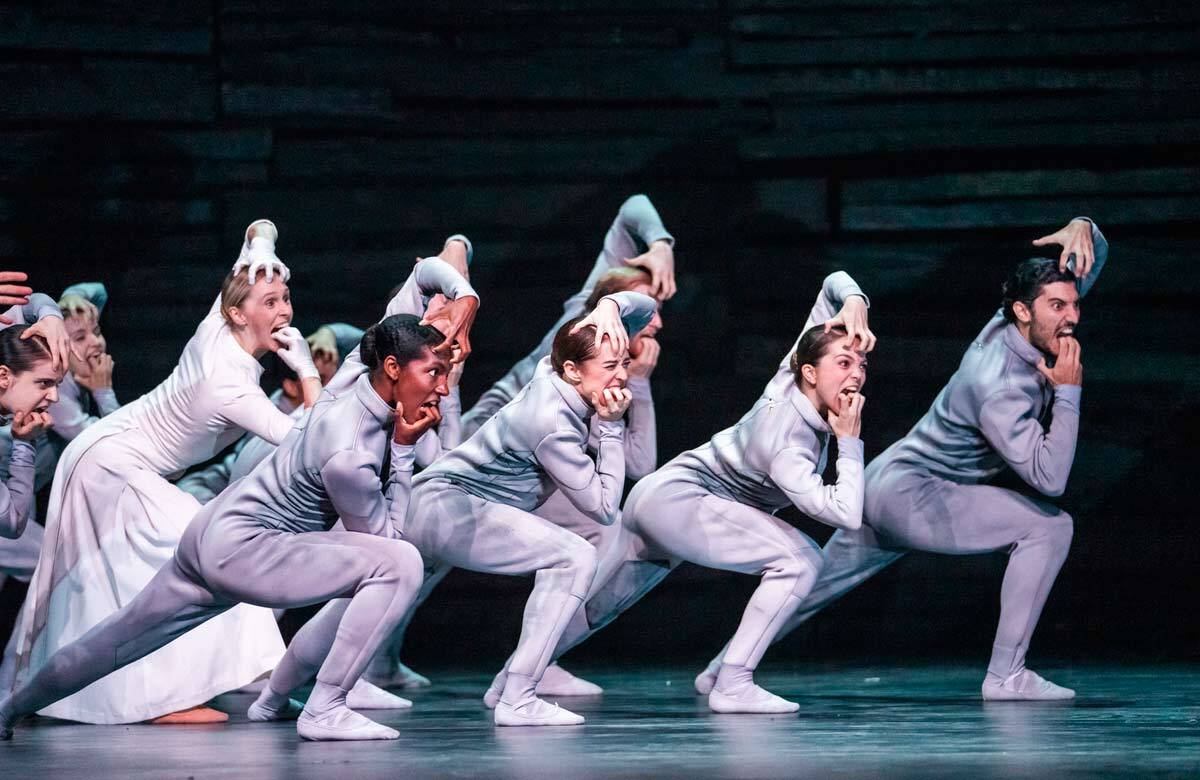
1,326,60,541
1,314,444,741
486,272,874,714
7,220,319,725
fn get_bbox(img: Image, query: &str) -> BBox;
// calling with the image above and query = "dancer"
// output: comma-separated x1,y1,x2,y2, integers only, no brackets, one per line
486,271,875,714
694,218,1106,701
375,197,673,691
0,314,445,742
6,220,319,725
0,326,61,541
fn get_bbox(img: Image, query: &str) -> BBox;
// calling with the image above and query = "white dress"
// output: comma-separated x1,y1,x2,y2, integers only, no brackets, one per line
9,295,290,724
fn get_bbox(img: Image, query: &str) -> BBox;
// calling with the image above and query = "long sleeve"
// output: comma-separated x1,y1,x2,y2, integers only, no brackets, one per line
463,195,672,436
219,384,299,446
979,385,1080,497
326,257,477,398
60,282,109,315
535,420,626,526
622,377,657,479
47,378,119,441
1071,218,1108,299
768,436,865,530
413,387,462,468
322,446,410,539
602,291,658,338
0,438,37,539
18,293,62,325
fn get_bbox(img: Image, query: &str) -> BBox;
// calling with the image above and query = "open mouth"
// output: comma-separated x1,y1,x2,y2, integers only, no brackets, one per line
838,386,859,399
1056,327,1075,338
420,399,440,410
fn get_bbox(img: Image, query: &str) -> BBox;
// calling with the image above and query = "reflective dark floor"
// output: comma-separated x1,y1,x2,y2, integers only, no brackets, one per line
2,664,1197,779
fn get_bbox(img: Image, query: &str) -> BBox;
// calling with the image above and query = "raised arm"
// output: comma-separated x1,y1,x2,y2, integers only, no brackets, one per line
768,436,865,531
535,422,626,526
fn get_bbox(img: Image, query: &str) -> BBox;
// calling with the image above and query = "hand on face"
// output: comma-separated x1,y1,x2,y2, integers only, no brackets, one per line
393,400,442,445
272,326,319,380
420,295,478,365
75,353,114,391
591,386,633,422
11,409,53,442
1032,218,1096,280
23,316,70,374
623,240,676,301
1036,336,1083,387
823,296,876,353
571,298,628,357
827,391,865,439
628,336,660,379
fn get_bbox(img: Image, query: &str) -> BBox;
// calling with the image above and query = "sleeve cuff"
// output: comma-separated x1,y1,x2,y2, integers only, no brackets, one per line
1053,384,1082,408
9,438,36,463
92,387,119,413
445,234,474,266
390,442,417,473
596,420,625,440
836,436,865,462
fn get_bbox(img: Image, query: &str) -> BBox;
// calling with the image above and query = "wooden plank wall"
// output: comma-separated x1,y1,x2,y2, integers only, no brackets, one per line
2,1,1197,663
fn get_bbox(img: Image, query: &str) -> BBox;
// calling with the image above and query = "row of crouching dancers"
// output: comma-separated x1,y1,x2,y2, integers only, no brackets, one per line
0,195,1106,740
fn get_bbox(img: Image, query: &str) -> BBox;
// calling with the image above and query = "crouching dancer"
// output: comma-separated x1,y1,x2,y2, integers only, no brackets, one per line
0,314,448,741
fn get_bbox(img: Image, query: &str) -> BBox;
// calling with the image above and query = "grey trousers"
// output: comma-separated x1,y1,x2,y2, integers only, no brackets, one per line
552,467,825,670
3,513,423,720
713,460,1073,677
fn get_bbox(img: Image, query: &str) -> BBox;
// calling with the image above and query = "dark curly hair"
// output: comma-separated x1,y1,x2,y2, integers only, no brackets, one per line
359,314,445,372
1001,257,1076,324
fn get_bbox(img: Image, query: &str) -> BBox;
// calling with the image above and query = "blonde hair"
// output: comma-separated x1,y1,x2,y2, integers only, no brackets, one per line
220,269,254,325
584,267,653,311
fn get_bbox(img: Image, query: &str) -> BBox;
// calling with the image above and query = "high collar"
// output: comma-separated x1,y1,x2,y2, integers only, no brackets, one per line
1003,323,1044,368
549,373,593,420
789,389,832,435
354,373,395,427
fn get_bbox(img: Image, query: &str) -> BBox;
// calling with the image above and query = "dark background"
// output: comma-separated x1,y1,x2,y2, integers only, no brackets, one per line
1,1,1197,671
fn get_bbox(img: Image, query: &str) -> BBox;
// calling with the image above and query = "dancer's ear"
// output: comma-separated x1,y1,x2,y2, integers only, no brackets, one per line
560,359,583,385
799,362,818,388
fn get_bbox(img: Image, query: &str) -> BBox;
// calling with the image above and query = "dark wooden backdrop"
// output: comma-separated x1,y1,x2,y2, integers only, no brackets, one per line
2,1,1197,666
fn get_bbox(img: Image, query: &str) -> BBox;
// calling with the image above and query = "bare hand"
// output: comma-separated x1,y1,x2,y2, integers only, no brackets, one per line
23,316,69,374
76,353,114,391
447,346,466,389
623,240,676,301
823,296,875,353
1036,337,1083,387
420,295,479,364
0,271,32,322
628,336,660,379
592,387,633,422
1032,218,1095,280
571,298,628,356
827,392,865,439
11,410,53,441
393,401,442,445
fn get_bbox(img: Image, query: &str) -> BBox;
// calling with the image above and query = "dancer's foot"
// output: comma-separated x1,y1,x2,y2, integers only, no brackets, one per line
347,679,413,710
149,705,228,724
536,663,603,697
483,670,505,710
297,706,399,741
709,683,799,714
366,660,431,690
694,661,721,696
247,687,304,722
494,696,584,727
982,669,1075,701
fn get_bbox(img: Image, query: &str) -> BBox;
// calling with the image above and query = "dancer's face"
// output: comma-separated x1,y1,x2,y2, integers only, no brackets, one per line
1019,281,1080,358
799,338,867,415
393,347,450,424
230,276,294,354
65,312,108,376
567,337,631,406
0,357,61,416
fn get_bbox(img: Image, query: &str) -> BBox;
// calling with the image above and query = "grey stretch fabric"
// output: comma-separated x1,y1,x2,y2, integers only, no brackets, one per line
462,194,674,437
530,274,871,672
0,373,425,726
708,219,1108,680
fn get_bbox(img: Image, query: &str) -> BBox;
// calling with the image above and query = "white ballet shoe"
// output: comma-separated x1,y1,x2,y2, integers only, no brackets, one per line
346,679,413,710
247,689,304,722
982,669,1075,701
366,660,432,690
709,683,800,714
482,670,506,710
694,666,719,696
535,664,603,697
297,706,399,741
494,696,585,727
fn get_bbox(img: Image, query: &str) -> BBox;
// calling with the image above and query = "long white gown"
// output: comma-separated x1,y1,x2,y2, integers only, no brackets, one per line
8,294,291,724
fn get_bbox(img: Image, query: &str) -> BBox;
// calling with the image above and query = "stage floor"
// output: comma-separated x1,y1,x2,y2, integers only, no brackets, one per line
2,664,1197,779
